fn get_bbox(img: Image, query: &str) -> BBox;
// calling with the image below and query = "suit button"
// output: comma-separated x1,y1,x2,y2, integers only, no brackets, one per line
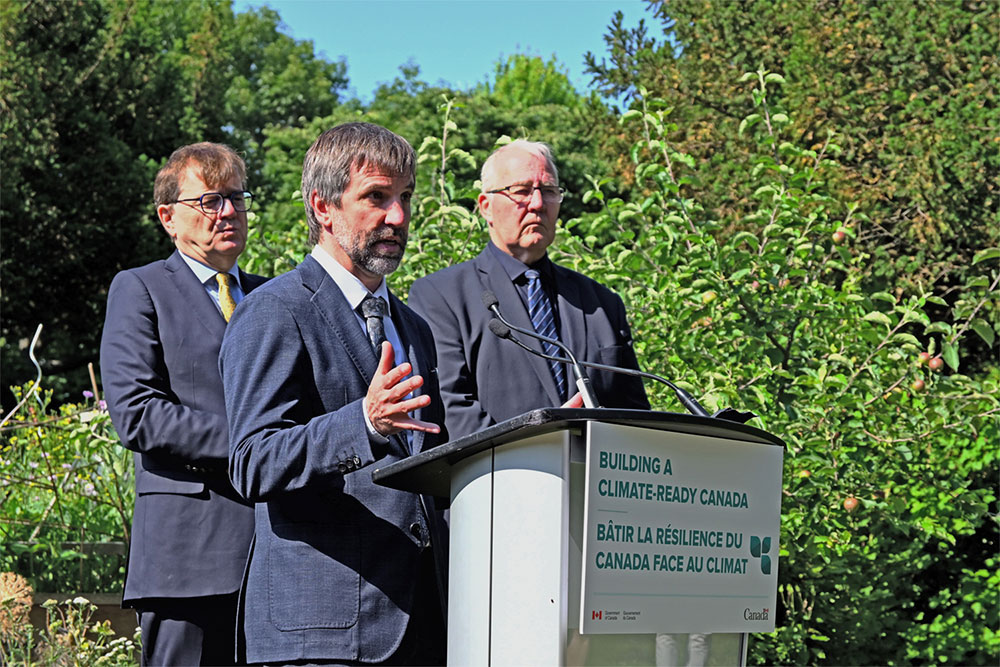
352,455,362,466
409,522,424,542
337,462,347,473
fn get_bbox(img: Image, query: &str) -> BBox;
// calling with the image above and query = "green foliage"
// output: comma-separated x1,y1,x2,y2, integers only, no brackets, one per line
563,72,999,665
585,0,999,314
477,53,582,109
0,385,132,595
0,0,346,407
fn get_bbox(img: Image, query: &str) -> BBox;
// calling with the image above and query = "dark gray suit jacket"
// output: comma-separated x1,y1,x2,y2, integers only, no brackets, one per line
408,246,650,439
219,255,448,664
99,250,267,604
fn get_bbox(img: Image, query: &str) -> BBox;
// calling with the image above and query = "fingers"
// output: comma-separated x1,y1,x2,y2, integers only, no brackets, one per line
395,416,441,434
366,344,441,436
377,340,395,374
561,391,585,408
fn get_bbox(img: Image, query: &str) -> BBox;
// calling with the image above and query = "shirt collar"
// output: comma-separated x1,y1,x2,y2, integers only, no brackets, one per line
486,241,554,284
310,245,391,314
179,252,241,290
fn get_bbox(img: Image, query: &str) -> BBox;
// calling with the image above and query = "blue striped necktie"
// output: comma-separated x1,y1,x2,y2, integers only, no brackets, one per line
525,269,567,401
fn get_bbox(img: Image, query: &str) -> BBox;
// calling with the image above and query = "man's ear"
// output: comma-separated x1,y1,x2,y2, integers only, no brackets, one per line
477,192,493,227
156,204,176,239
310,190,335,231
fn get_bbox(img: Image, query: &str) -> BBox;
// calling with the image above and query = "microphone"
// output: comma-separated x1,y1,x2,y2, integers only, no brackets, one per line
487,315,715,419
482,291,600,408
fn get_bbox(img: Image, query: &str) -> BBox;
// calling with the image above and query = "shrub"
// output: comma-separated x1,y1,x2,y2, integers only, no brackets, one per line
0,383,132,595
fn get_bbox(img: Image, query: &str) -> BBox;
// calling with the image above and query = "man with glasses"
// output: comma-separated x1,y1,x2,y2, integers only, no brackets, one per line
100,142,267,665
409,140,649,439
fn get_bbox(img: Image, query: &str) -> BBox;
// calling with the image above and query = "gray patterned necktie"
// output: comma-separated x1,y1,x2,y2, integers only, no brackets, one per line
525,269,567,401
360,295,388,353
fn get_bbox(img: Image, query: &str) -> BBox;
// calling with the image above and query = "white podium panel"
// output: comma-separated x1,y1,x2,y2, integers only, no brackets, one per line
448,431,573,666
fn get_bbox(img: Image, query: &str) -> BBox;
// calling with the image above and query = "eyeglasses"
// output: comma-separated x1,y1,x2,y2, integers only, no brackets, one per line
172,191,254,214
486,184,565,203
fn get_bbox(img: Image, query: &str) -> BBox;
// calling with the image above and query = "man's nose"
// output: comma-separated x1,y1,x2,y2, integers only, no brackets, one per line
384,198,408,226
527,187,545,210
218,195,238,218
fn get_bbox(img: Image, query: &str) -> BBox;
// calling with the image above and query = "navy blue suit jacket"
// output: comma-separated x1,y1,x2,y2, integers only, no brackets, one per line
408,246,650,439
99,250,267,603
219,255,448,664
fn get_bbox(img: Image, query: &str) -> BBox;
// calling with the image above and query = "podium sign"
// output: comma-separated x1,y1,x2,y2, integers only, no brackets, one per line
580,422,783,634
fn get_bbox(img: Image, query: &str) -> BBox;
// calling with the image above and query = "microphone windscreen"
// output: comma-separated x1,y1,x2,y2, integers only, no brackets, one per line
481,291,500,310
488,318,511,339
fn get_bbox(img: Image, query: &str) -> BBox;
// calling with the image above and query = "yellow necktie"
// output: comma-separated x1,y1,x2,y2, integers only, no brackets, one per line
216,272,236,322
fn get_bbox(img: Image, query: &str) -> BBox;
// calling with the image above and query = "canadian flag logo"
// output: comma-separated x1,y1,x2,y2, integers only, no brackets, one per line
592,610,602,620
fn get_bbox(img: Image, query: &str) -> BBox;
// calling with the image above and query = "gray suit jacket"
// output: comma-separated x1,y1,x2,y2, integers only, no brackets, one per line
220,255,448,664
408,246,649,439
100,250,266,603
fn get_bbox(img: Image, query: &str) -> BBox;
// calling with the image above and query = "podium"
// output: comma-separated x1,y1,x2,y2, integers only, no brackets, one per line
373,408,784,666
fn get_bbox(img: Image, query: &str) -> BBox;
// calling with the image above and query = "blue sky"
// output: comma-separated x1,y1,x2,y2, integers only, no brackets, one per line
233,0,654,104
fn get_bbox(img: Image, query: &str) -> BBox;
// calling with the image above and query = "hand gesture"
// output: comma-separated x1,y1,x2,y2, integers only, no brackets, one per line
365,341,442,436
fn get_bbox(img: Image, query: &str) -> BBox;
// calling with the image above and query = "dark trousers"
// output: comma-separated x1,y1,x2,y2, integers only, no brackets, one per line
137,592,241,666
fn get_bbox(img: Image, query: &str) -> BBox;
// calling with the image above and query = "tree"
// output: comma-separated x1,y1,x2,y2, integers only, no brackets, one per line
477,53,582,109
565,73,998,664
1,0,175,404
0,0,348,406
584,0,999,302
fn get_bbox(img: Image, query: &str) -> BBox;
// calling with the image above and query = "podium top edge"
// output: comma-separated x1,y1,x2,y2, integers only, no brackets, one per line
373,408,784,496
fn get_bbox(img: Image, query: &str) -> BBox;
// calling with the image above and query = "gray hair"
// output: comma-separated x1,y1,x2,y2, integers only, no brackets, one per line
480,140,559,191
301,122,416,245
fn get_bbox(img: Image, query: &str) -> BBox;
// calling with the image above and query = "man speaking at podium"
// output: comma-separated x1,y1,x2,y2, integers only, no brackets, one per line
220,123,448,665
409,140,649,439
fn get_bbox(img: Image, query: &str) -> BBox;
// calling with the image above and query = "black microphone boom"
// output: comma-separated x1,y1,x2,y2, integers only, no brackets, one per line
487,315,713,419
482,291,599,408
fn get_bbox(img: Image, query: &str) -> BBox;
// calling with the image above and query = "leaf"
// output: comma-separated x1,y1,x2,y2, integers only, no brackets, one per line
942,341,960,371
870,292,896,304
970,318,995,347
765,73,786,84
863,312,892,328
924,322,952,335
739,114,761,137
730,268,751,282
771,113,789,123
620,109,642,124
729,231,760,250
972,247,999,265
891,333,922,346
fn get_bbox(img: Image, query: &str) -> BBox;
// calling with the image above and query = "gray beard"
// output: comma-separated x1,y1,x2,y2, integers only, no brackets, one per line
335,225,406,276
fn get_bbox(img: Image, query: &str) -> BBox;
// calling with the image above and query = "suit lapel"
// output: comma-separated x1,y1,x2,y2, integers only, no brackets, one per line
163,250,226,339
238,268,267,295
553,264,587,362
475,249,561,406
299,256,376,384
300,257,413,455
